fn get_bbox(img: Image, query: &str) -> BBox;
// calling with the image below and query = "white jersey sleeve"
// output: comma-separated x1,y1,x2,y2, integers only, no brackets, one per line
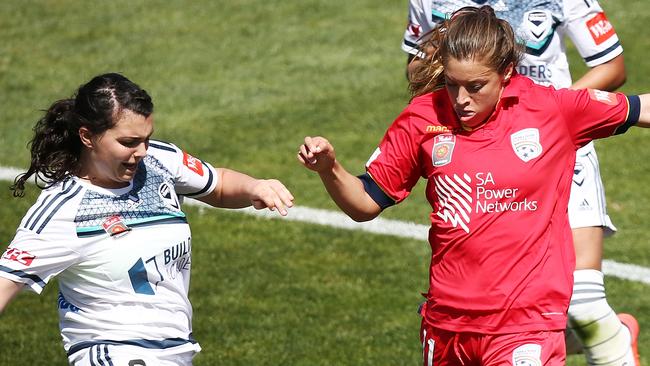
0,229,80,294
147,140,218,198
562,0,622,67
402,0,435,55
0,181,84,293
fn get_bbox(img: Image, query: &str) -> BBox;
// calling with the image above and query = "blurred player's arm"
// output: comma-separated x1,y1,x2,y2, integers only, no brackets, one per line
0,277,23,313
407,54,418,81
565,0,626,91
298,136,382,222
197,168,294,216
403,0,431,81
571,54,626,91
406,40,435,81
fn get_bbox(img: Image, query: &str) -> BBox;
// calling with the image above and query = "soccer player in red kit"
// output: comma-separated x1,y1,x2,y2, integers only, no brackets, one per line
298,6,649,366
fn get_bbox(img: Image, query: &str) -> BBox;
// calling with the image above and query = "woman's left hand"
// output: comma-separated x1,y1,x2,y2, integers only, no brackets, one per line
247,179,294,216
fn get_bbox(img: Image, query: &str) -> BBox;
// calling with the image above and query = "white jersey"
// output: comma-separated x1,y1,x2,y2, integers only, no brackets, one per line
402,0,623,88
0,140,218,357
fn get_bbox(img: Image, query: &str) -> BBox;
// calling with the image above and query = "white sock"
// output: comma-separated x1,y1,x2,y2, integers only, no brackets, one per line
568,269,635,366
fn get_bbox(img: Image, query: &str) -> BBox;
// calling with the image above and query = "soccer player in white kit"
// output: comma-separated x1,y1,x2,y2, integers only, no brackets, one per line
0,73,294,365
401,1,639,366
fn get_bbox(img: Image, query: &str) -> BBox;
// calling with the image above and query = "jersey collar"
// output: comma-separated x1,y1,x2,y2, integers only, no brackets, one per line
500,72,528,101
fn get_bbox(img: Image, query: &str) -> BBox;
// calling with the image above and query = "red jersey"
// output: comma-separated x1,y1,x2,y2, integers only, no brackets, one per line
364,74,638,334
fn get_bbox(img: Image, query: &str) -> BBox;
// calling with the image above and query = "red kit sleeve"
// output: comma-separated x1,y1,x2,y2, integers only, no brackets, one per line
365,106,426,203
554,87,640,148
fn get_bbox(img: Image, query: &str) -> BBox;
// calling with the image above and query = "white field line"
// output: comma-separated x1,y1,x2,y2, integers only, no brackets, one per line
2,166,649,285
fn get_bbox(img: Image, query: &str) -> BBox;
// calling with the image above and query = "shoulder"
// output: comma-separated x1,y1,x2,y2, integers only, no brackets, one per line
509,73,538,90
506,74,559,105
410,89,449,115
37,179,85,213
18,178,85,236
562,0,604,20
146,139,204,169
408,0,426,9
147,139,182,157
145,139,190,174
399,91,456,135
498,1,564,26
146,139,209,179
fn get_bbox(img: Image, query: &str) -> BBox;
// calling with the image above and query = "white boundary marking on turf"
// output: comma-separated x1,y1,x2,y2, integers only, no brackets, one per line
2,166,649,285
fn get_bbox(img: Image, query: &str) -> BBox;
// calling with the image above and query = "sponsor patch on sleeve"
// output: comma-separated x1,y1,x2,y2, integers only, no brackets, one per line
586,12,615,45
588,89,618,105
183,151,204,176
408,22,421,38
2,247,36,266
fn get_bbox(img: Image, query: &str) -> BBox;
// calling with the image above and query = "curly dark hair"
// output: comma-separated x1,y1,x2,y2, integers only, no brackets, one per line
11,73,154,197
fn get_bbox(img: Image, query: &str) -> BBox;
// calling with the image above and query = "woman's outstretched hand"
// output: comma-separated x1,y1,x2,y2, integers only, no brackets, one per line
297,136,336,173
247,178,294,216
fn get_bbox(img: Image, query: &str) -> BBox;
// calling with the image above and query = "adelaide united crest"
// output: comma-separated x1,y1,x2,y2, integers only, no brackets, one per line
432,134,456,167
510,128,542,162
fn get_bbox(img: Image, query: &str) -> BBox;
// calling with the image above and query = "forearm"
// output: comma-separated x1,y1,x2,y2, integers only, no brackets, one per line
571,55,626,91
198,168,293,215
298,135,381,221
635,94,650,128
407,54,417,81
207,168,258,208
318,161,381,222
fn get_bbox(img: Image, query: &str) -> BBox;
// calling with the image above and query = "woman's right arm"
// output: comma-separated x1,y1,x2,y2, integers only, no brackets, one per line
298,136,382,222
0,277,24,313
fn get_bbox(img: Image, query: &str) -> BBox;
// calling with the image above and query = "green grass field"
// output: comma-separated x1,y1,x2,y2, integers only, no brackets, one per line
0,1,648,365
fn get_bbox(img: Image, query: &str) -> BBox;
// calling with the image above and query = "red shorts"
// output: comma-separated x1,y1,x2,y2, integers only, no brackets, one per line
420,321,565,366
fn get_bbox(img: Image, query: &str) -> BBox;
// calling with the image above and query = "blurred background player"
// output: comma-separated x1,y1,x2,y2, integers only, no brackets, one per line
0,73,293,366
402,1,639,365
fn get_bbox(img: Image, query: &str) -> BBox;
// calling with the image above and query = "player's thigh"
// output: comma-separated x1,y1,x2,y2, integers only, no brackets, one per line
421,321,465,366
572,226,604,270
568,144,615,234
